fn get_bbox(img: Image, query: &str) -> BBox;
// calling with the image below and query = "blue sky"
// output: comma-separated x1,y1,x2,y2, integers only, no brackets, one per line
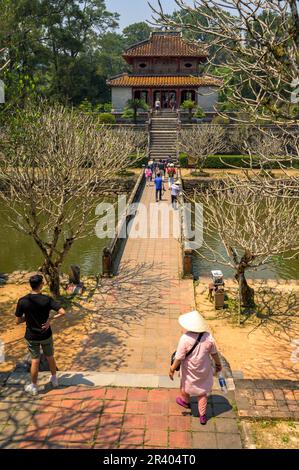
106,0,179,31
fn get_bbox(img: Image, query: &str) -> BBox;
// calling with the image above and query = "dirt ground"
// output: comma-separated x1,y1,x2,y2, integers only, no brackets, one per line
195,278,299,380
0,283,98,373
1,278,299,379
246,420,299,449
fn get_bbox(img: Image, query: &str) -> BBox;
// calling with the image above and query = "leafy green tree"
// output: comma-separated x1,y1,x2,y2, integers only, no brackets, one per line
126,98,148,123
123,22,152,47
181,100,196,122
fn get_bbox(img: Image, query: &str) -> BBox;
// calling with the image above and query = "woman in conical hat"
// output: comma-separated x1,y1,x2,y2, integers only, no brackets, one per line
169,310,222,425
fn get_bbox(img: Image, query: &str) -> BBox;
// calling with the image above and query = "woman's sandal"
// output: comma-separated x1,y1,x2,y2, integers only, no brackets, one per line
199,414,207,425
176,397,191,409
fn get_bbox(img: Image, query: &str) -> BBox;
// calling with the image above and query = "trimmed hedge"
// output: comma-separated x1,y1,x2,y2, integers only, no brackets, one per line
98,113,116,124
179,153,299,169
179,153,189,168
129,154,148,168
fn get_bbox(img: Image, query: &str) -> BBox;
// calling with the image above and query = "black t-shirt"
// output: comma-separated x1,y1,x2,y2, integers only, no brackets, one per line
15,293,61,341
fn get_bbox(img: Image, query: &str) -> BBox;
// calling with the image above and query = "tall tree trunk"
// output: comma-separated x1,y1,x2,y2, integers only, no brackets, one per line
42,260,60,297
235,269,255,307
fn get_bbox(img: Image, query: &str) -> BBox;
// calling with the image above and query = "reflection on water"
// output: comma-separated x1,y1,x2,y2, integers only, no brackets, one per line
0,209,111,276
192,235,299,280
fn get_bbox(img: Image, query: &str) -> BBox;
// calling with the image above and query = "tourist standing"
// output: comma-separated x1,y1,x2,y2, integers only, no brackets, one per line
167,163,177,189
155,98,161,114
145,166,152,186
170,181,181,209
154,172,163,202
15,274,66,396
169,310,222,425
148,159,154,180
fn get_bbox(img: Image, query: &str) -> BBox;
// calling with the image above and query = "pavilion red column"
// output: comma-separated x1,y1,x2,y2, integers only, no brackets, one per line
148,89,153,108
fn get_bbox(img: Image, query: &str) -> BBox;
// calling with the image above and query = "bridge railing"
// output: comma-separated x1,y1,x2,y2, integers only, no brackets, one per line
102,169,145,277
177,167,193,279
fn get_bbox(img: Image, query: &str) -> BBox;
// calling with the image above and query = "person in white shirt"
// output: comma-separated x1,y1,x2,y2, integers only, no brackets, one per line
170,181,181,209
155,99,161,114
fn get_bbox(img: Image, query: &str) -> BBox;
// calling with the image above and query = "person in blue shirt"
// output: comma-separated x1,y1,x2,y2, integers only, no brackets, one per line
154,173,163,202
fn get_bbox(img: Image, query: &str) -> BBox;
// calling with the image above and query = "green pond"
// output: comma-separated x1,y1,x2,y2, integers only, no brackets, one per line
0,201,299,280
0,205,112,276
192,234,299,280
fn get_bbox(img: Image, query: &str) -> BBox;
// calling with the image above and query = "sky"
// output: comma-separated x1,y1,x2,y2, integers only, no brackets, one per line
106,0,179,31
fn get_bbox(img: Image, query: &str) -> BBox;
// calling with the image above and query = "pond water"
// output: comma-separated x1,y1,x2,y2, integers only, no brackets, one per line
0,206,112,276
192,235,299,280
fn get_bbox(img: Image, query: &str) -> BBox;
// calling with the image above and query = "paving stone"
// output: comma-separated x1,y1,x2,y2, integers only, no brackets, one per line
191,417,216,433
212,402,235,418
105,388,128,401
148,389,170,402
99,413,124,428
146,401,169,415
127,389,149,401
192,432,218,449
255,399,276,407
215,418,239,434
145,429,168,447
126,401,147,415
216,433,243,449
168,415,191,432
102,400,126,414
119,428,145,446
123,414,146,429
168,431,192,449
146,415,168,430
94,428,122,448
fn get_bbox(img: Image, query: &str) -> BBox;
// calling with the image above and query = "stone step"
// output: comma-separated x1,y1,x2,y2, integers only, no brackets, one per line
5,370,235,390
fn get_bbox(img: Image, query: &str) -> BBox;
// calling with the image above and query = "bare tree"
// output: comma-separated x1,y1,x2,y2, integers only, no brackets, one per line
0,104,146,296
190,184,299,306
152,0,299,123
180,124,226,171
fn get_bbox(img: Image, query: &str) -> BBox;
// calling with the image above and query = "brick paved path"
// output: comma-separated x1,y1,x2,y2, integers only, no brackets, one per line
235,380,299,420
0,383,242,449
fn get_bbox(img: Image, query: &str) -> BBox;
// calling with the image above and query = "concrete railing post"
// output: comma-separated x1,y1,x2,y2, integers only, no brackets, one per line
102,248,112,277
183,248,193,278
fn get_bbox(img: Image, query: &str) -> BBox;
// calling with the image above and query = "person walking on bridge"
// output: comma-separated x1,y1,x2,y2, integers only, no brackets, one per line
154,172,164,202
167,163,177,189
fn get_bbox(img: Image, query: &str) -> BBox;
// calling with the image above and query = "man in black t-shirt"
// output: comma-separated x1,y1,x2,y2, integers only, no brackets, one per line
15,274,65,396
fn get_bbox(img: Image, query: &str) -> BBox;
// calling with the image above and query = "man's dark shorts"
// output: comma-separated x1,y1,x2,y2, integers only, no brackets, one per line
26,336,54,359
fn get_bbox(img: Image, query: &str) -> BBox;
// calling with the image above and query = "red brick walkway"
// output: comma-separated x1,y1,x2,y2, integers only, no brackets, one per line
0,384,242,449
53,182,197,373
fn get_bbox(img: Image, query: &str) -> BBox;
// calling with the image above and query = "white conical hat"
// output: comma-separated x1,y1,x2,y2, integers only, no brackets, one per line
178,310,208,333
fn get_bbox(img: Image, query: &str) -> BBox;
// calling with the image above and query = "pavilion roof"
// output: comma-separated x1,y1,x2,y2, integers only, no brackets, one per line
123,32,208,59
107,74,222,88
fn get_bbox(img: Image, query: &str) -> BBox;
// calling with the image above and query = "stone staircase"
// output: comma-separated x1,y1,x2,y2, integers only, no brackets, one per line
149,110,179,161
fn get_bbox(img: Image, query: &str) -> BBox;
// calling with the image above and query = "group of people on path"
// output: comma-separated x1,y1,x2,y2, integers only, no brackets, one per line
145,159,181,208
155,97,176,113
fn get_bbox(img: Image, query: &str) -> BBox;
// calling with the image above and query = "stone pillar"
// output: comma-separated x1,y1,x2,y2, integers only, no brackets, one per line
102,248,112,276
183,249,193,278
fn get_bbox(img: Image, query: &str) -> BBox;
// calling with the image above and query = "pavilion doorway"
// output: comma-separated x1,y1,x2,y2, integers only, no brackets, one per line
154,90,177,109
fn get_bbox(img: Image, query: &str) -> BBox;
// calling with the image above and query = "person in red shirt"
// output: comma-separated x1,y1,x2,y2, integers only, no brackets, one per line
167,163,177,189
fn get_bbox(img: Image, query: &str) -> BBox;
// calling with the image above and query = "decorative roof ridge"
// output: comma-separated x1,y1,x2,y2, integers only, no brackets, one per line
124,39,150,54
107,72,129,81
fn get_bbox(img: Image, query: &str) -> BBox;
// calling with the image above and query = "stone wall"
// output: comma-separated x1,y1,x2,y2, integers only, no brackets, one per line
197,86,219,111
112,87,132,111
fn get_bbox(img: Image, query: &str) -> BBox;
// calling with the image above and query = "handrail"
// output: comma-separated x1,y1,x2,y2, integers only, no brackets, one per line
177,168,194,279
102,170,145,276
